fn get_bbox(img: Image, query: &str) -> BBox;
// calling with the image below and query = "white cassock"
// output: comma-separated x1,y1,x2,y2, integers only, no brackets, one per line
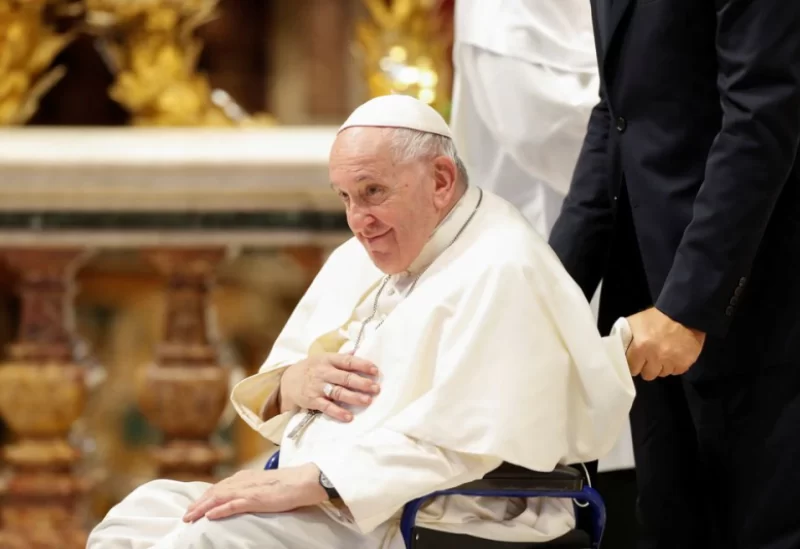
88,186,635,549
451,0,635,473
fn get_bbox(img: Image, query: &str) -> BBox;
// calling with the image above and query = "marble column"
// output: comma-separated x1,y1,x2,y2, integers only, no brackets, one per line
0,248,91,549
285,245,327,284
137,249,230,482
305,0,350,120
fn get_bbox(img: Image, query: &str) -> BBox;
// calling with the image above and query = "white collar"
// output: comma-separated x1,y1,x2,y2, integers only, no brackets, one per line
402,185,481,276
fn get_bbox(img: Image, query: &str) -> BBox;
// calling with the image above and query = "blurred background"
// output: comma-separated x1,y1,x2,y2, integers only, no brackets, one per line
0,0,454,546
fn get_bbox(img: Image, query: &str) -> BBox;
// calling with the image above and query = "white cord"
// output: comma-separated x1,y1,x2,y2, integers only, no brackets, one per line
573,462,592,508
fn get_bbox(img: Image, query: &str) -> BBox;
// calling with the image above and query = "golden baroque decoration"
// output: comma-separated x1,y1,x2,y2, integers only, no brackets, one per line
85,0,272,126
0,0,78,125
355,0,451,116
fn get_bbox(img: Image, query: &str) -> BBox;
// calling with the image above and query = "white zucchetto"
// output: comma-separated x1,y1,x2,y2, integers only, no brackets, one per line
338,94,453,139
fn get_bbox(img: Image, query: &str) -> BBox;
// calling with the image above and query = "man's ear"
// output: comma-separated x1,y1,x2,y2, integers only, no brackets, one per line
431,156,458,206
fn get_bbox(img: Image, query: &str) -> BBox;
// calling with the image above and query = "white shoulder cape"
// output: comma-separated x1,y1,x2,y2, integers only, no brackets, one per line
233,192,635,471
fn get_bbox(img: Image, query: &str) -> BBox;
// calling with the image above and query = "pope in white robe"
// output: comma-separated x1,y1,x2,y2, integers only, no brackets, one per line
87,95,635,549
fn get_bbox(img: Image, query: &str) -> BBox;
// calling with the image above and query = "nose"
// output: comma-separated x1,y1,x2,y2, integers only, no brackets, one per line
347,203,374,232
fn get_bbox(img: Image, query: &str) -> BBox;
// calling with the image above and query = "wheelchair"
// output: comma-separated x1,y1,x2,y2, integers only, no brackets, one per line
265,451,606,548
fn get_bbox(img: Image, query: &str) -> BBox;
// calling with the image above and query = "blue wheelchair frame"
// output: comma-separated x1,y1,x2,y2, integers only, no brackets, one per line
265,451,606,548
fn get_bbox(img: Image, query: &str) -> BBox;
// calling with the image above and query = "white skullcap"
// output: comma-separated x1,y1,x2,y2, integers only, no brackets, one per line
338,94,453,139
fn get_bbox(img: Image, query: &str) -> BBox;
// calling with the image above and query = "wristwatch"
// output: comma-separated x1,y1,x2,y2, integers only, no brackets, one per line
319,470,340,500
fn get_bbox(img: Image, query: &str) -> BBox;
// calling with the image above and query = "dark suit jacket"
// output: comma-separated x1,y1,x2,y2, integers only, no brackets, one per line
549,0,800,381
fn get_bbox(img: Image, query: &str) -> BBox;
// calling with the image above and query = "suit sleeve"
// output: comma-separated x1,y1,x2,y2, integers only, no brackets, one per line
655,0,800,337
312,429,501,533
548,89,615,301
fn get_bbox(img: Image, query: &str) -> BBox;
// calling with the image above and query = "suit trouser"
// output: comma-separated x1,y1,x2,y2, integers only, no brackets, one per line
607,188,800,549
631,367,800,549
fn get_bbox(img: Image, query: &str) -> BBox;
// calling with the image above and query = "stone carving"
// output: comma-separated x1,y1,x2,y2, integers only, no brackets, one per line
0,248,90,548
138,248,230,481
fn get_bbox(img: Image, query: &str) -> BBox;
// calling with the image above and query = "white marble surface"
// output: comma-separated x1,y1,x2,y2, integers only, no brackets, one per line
0,126,342,212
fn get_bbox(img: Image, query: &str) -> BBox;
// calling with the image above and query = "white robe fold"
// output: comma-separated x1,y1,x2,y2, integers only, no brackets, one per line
451,0,636,474
451,0,600,233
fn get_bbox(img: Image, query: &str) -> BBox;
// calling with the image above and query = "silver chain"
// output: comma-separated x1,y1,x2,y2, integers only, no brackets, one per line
351,275,392,353
287,188,483,442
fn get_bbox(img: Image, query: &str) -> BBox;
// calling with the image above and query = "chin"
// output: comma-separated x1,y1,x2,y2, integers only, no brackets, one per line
371,258,402,275
367,251,405,275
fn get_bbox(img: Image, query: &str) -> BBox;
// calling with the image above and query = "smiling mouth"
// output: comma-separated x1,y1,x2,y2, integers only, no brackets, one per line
364,231,390,243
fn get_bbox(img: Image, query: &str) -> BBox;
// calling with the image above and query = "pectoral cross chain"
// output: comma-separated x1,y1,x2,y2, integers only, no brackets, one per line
286,188,483,444
286,409,321,440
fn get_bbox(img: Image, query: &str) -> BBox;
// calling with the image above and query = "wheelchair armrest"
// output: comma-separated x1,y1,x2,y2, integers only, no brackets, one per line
455,462,584,493
400,464,601,548
264,450,280,470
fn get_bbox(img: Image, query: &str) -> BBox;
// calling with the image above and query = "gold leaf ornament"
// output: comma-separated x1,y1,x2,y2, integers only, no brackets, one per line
0,0,76,125
355,0,451,116
88,0,272,126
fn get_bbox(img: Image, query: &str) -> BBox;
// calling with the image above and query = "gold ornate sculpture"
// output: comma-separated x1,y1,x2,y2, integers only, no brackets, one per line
0,0,455,126
0,0,78,125
355,0,452,116
85,0,235,126
84,0,273,126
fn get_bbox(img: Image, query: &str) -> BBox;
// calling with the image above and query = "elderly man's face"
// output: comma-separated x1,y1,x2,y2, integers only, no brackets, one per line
329,127,458,274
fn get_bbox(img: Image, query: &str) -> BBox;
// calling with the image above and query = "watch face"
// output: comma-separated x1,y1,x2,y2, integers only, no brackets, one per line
320,472,334,489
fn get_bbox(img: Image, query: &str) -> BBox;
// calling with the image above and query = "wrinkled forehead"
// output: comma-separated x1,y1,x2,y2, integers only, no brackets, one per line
329,128,394,185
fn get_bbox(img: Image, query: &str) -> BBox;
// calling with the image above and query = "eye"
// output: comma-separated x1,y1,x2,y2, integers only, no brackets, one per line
338,191,350,202
365,185,385,200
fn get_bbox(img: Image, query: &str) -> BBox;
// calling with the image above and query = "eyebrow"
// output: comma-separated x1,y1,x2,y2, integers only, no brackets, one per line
330,174,377,191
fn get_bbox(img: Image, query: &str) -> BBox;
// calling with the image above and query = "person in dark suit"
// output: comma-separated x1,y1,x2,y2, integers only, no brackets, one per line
548,0,800,548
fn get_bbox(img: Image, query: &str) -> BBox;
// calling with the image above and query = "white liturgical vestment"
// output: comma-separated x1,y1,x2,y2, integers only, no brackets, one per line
88,186,635,549
451,0,599,237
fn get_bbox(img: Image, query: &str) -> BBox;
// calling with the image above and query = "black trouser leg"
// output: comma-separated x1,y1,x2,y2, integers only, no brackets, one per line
685,363,800,549
595,468,638,549
629,376,710,549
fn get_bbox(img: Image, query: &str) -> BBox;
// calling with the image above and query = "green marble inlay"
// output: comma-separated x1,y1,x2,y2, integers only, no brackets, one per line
0,211,348,231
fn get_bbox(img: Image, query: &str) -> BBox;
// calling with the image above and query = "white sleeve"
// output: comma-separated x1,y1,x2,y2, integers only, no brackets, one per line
230,243,349,439
230,366,293,445
312,428,502,533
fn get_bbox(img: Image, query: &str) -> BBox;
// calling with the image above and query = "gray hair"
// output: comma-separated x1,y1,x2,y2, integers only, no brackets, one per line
386,128,469,187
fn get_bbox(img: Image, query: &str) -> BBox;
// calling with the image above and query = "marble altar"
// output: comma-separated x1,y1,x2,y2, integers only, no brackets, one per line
0,126,348,548
0,126,349,247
